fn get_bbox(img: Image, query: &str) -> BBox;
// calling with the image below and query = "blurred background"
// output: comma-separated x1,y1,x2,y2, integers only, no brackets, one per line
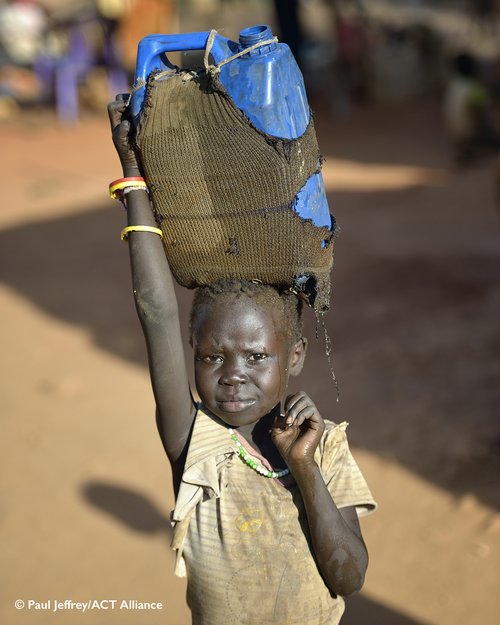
1,1,499,624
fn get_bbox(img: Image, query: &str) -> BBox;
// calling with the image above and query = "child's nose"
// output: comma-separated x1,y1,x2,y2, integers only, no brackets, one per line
219,362,247,385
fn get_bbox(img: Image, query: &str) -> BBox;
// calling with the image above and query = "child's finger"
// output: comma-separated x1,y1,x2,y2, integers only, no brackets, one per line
107,100,127,130
289,405,317,429
293,404,317,427
270,420,300,446
271,412,288,431
284,391,308,415
284,392,313,425
115,93,131,105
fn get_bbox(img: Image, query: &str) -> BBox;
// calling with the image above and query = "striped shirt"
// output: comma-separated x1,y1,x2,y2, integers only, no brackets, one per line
171,406,376,625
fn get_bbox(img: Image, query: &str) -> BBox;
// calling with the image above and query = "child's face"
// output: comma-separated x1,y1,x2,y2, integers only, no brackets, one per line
192,296,305,428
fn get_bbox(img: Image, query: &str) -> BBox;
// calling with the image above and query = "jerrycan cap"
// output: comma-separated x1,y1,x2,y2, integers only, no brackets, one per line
239,25,277,55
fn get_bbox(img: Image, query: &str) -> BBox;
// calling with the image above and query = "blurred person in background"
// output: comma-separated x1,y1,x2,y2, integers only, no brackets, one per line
0,0,174,122
95,0,134,77
271,0,370,115
30,1,118,119
118,0,176,72
467,0,498,33
272,0,305,70
0,0,48,116
0,0,47,67
331,0,368,111
443,51,498,165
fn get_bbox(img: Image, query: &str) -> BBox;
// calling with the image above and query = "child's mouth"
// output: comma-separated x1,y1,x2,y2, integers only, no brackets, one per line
217,399,256,413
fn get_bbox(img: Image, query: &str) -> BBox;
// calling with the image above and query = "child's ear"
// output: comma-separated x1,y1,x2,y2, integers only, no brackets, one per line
288,337,307,376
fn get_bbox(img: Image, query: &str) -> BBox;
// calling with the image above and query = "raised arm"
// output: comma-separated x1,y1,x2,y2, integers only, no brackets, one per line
108,97,195,481
271,392,368,597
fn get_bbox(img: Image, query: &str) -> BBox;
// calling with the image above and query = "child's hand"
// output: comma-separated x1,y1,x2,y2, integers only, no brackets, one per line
107,94,141,176
271,392,325,471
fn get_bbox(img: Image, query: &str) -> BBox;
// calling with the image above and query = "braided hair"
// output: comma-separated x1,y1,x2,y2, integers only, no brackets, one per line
189,280,304,345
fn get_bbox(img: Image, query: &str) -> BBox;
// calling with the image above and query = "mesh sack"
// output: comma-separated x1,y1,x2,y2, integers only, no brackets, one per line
135,69,334,311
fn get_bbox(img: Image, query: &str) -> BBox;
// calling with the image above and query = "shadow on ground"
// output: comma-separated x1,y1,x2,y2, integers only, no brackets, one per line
82,481,172,537
342,594,429,625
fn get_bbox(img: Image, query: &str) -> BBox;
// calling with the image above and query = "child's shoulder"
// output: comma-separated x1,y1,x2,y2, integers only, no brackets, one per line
322,418,349,440
314,419,350,466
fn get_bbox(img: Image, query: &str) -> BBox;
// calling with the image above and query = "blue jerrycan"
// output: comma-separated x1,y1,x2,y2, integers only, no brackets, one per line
130,24,332,230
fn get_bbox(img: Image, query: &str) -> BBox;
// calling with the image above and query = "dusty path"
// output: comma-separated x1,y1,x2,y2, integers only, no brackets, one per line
1,94,499,625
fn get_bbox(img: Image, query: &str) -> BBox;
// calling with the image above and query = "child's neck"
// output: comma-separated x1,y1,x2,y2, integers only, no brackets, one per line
236,405,283,464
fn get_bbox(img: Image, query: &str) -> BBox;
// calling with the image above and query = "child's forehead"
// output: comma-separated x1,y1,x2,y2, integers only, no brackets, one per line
202,293,282,320
193,293,286,334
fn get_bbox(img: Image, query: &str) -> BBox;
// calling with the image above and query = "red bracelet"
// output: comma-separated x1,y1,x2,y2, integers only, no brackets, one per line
109,176,145,187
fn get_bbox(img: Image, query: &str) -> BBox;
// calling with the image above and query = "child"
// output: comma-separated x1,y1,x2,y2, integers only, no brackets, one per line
108,95,376,625
443,52,497,165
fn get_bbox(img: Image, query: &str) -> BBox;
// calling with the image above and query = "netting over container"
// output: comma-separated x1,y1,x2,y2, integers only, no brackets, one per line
135,69,334,312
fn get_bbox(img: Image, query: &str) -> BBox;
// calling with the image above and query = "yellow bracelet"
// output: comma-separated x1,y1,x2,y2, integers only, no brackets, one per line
120,225,163,241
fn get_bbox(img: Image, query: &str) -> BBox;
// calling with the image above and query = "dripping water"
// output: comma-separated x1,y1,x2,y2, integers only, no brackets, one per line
315,309,340,402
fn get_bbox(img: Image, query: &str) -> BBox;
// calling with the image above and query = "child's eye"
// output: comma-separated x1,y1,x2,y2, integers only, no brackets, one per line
248,353,268,363
196,355,223,363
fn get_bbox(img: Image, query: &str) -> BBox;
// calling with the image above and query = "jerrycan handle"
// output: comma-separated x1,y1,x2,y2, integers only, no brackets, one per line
131,31,235,120
135,31,235,78
134,25,277,85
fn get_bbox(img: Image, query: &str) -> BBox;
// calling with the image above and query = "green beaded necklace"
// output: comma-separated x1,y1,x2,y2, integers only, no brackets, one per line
228,428,289,478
